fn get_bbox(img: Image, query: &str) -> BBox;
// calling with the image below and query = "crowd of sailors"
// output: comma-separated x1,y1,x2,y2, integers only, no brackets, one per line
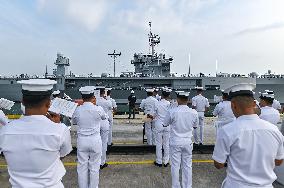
0,79,283,188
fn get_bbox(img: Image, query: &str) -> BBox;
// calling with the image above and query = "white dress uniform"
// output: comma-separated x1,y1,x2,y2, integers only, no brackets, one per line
191,94,210,144
163,104,199,188
154,98,171,165
212,101,235,136
213,114,284,188
155,94,161,101
73,102,107,188
96,96,112,165
0,115,72,188
140,96,158,145
0,109,8,126
0,79,72,188
272,99,281,111
259,106,280,125
106,95,117,145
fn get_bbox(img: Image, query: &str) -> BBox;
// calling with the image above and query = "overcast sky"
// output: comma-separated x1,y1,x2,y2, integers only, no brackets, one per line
1,0,284,76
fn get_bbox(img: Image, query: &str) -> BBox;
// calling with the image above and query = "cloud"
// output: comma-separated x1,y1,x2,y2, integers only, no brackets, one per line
233,22,284,36
36,0,107,32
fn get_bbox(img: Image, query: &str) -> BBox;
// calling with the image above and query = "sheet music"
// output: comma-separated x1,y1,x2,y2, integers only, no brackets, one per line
0,98,15,110
49,98,78,117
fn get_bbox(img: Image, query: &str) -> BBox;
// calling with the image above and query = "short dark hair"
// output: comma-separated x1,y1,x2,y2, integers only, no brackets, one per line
81,93,94,100
147,92,153,96
107,90,111,96
162,91,170,98
53,94,60,98
261,97,274,105
177,96,188,102
100,89,105,95
231,95,255,108
23,94,51,108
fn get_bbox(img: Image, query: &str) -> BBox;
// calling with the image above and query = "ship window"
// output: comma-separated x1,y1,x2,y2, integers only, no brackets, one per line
11,81,14,84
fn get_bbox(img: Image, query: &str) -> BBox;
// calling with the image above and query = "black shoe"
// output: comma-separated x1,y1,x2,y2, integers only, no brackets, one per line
199,143,203,146
100,163,108,169
193,143,199,147
164,163,169,167
154,161,162,167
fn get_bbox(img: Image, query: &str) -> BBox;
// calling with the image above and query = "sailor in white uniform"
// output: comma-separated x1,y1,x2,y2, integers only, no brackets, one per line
0,79,72,188
153,88,171,167
212,90,235,136
0,109,8,126
140,88,158,145
213,83,284,188
52,90,61,98
259,91,280,125
153,88,161,101
264,90,282,112
106,88,117,146
163,91,198,188
191,86,210,145
72,86,107,188
96,86,112,169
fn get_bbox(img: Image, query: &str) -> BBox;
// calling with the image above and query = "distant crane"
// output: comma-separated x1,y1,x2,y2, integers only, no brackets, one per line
108,50,121,77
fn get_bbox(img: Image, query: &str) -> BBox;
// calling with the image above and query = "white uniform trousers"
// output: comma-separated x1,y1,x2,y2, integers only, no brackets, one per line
193,112,204,144
152,120,157,146
100,120,110,165
145,121,153,145
77,135,102,188
155,121,170,164
170,144,193,188
108,117,113,145
221,177,273,188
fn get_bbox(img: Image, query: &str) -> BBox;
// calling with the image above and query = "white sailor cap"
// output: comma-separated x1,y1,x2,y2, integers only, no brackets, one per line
146,88,154,93
95,86,106,91
260,92,274,99
222,88,230,95
105,88,112,91
79,86,95,95
176,91,190,98
163,88,172,92
154,88,159,92
52,90,60,95
225,83,256,99
131,90,135,94
195,86,205,90
17,79,57,95
264,90,274,95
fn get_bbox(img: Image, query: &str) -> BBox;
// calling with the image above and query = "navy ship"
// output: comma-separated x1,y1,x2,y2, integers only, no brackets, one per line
0,22,282,112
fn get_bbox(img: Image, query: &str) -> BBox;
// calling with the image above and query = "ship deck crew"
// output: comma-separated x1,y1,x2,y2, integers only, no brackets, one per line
106,88,117,146
72,86,107,188
213,83,284,188
265,90,282,112
153,88,161,101
128,90,136,119
52,90,60,98
96,86,112,169
212,90,235,137
163,91,198,188
191,86,210,145
259,91,280,125
140,88,158,145
153,88,171,167
0,79,72,188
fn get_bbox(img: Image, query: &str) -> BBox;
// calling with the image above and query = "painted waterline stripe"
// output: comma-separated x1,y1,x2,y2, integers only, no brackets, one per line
0,160,214,168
